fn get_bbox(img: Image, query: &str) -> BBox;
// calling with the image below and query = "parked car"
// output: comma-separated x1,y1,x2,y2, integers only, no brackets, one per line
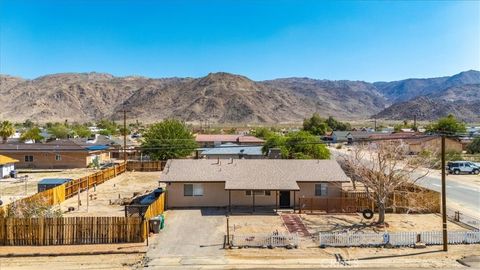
446,161,480,175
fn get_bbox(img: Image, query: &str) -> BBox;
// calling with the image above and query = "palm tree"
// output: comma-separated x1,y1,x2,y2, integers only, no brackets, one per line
0,121,15,143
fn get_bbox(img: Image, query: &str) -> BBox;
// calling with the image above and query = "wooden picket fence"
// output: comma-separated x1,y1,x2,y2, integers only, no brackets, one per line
126,160,166,172
0,216,144,245
318,231,480,247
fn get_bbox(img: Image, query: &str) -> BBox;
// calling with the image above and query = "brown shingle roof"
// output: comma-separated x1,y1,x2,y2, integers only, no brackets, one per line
161,159,350,190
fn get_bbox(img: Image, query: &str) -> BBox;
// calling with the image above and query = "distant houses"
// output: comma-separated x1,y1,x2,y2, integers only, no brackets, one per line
195,134,264,147
199,143,264,159
0,140,111,169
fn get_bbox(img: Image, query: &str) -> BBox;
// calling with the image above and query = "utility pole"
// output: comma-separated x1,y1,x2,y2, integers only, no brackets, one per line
441,135,448,251
413,115,417,131
123,109,127,165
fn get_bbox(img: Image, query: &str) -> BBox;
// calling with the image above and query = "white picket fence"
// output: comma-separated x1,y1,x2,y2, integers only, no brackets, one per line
318,231,480,247
231,233,299,248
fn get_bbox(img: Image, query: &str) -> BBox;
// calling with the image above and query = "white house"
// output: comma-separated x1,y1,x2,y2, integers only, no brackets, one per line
0,155,19,178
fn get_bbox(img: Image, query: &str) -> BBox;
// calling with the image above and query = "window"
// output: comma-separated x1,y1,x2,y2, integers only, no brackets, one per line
55,154,62,161
315,183,328,196
184,184,204,196
24,155,34,162
245,190,271,196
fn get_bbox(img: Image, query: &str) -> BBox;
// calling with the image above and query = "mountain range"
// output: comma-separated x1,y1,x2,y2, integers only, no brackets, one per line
0,70,479,124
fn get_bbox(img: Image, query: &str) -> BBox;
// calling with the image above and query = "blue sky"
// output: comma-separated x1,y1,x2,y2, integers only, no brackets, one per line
0,0,479,82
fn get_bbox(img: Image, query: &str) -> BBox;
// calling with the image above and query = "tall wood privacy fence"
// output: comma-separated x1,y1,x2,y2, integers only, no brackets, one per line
126,160,166,171
300,184,440,214
0,216,144,245
142,193,166,239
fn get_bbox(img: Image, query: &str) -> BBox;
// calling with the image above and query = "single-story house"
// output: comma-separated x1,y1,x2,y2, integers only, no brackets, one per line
161,159,350,210
0,140,111,169
406,137,463,154
0,155,18,178
195,134,264,147
199,143,264,159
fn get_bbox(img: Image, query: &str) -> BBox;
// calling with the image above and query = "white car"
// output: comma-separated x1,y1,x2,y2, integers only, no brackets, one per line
446,161,480,175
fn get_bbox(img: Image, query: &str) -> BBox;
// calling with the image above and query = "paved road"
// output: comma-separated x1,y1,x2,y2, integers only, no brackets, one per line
331,148,480,218
415,173,480,216
144,208,227,268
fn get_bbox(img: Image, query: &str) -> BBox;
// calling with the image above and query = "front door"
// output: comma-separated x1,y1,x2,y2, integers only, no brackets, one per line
279,191,290,208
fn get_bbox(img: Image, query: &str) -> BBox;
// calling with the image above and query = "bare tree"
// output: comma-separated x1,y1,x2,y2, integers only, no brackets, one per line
6,197,62,218
340,140,431,225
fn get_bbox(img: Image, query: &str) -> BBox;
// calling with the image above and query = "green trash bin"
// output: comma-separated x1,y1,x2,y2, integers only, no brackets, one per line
159,214,165,230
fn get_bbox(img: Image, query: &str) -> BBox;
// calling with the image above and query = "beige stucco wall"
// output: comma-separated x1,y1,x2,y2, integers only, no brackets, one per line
166,182,229,207
166,181,345,208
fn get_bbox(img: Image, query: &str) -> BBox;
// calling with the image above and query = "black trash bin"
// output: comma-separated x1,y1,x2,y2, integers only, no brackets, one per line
149,217,161,234
9,170,17,178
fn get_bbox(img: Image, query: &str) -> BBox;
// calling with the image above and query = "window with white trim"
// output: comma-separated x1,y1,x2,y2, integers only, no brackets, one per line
184,183,204,196
24,155,34,162
315,183,328,196
245,190,271,196
55,154,62,161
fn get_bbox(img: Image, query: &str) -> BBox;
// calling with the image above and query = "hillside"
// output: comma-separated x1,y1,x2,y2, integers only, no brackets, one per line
0,70,478,123
374,84,480,122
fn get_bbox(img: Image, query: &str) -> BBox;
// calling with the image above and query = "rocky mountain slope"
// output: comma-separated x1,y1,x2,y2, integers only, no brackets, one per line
374,84,480,122
0,70,478,123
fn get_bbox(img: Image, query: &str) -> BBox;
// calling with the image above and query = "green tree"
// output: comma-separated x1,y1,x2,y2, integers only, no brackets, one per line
251,127,275,139
20,127,44,142
0,121,15,143
48,123,70,139
325,116,351,131
23,119,34,129
71,124,92,138
97,119,118,136
467,137,480,154
262,131,330,159
303,113,329,135
426,114,466,134
262,133,289,157
141,119,197,160
119,126,130,136
285,131,330,159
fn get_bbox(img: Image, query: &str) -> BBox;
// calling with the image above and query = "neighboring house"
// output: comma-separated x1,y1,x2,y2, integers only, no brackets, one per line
199,143,264,159
161,159,350,210
406,137,463,154
0,140,111,169
0,155,18,178
331,131,352,143
195,134,264,147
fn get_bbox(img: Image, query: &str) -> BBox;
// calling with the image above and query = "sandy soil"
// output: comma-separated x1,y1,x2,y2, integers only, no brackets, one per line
302,213,468,234
0,254,144,270
229,214,288,234
60,171,161,217
0,168,97,205
226,244,480,268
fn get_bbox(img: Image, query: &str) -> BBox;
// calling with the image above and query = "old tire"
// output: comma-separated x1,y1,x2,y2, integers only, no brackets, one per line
362,209,374,219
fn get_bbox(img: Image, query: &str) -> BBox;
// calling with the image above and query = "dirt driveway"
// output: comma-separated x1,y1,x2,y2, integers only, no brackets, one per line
144,208,227,268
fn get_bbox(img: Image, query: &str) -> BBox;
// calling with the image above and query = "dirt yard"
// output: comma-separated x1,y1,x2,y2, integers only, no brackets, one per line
229,214,288,234
302,213,469,234
60,171,161,217
0,168,97,205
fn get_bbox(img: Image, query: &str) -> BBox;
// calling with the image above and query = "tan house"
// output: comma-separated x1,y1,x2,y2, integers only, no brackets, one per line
0,140,111,169
161,159,350,211
406,137,463,154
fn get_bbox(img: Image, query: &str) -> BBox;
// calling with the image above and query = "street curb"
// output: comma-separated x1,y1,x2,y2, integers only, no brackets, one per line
0,250,146,258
